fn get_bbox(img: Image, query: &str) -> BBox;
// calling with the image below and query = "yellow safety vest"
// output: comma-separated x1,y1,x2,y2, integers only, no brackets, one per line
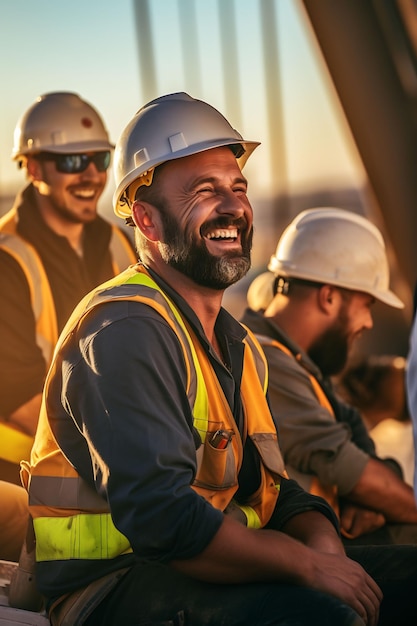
23,265,286,566
0,207,137,465
255,336,339,516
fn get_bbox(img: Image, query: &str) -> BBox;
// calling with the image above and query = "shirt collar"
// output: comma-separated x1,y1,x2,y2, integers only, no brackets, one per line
144,265,248,350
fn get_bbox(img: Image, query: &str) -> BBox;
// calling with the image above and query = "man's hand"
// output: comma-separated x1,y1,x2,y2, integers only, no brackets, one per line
340,502,386,539
309,548,382,626
282,510,382,624
349,457,417,523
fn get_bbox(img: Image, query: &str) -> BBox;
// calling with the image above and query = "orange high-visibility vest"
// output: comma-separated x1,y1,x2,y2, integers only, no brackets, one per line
24,265,286,568
0,207,137,465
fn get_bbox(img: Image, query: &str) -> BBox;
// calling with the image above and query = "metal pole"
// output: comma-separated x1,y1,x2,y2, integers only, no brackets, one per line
259,0,290,230
178,0,202,95
133,0,158,102
218,0,242,130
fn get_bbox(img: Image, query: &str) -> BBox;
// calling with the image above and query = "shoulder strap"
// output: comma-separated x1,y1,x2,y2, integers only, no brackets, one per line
0,231,58,363
0,232,44,320
255,335,335,417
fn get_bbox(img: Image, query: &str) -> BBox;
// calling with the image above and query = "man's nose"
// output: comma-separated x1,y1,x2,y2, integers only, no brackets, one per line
217,190,246,216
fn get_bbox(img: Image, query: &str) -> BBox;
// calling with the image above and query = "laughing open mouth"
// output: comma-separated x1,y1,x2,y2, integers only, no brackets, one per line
69,185,101,200
205,227,239,241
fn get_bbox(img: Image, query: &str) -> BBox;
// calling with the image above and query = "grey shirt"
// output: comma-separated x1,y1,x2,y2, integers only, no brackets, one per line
241,308,372,495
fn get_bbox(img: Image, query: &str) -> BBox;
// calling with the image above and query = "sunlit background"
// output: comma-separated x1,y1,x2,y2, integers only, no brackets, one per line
0,0,362,192
1,0,408,356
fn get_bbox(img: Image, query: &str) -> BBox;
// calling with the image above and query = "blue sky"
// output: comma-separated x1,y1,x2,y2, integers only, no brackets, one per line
0,0,363,223
0,0,139,193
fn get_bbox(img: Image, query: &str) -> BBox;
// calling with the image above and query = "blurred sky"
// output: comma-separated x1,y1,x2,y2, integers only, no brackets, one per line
0,0,365,215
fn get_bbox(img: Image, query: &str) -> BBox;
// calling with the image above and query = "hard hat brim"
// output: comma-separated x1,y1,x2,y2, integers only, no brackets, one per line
247,271,277,311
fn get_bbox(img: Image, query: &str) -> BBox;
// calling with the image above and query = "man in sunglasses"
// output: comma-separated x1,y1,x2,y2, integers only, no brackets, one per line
0,91,136,561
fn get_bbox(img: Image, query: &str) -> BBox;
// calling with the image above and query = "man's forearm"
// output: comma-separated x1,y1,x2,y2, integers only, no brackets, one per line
348,457,417,523
171,514,336,584
171,513,382,625
281,510,344,555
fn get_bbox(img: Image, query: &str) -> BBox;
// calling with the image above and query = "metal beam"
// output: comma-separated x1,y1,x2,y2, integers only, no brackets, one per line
301,0,417,292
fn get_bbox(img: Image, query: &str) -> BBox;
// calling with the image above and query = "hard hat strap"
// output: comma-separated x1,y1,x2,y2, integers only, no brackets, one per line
122,169,155,209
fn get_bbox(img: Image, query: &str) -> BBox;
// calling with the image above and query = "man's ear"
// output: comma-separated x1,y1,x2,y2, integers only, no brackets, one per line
26,156,42,181
131,201,161,242
317,284,338,314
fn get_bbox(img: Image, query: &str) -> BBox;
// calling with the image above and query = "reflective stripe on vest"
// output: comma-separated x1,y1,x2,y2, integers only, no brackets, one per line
124,271,209,438
0,231,58,364
27,266,286,563
34,513,131,561
255,335,339,515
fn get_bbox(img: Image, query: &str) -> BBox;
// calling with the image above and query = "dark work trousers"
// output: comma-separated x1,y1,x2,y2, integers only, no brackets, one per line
83,544,417,626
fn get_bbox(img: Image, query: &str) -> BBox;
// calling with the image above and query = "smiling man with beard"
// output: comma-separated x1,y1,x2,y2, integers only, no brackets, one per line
0,92,136,561
241,207,417,546
133,160,253,290
0,92,136,454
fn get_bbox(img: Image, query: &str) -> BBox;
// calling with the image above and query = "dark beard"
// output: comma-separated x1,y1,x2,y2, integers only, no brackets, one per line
159,211,252,289
308,318,350,377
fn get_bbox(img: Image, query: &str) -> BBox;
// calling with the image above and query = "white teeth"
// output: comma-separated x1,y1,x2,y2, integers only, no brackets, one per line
73,189,95,199
206,228,238,240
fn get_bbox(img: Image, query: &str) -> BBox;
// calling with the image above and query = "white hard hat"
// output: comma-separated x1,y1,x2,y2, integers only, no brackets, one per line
12,92,113,161
113,92,260,218
267,207,404,309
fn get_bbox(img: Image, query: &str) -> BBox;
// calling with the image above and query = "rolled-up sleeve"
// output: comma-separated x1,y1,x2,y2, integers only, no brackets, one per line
264,346,369,495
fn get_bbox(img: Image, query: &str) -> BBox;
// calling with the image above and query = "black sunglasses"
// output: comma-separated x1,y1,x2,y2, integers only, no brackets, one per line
37,151,111,174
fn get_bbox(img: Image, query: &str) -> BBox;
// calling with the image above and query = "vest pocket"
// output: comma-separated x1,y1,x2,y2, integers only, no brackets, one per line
193,423,237,489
